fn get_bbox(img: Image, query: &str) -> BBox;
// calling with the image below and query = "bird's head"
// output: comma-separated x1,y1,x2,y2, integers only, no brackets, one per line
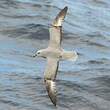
33,49,46,58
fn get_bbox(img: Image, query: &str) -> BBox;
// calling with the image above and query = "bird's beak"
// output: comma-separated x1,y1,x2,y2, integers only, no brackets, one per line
32,53,37,57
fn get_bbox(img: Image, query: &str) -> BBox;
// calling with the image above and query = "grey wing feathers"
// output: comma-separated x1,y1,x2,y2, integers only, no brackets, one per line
44,58,59,106
44,58,59,80
49,26,62,48
49,6,68,48
52,6,68,27
45,80,57,106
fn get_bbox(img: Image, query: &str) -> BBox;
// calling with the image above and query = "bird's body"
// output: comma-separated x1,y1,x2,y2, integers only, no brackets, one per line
40,47,62,59
34,6,78,106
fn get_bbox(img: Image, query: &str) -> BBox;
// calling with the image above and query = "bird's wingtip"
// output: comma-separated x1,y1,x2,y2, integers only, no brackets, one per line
45,79,57,106
52,6,68,27
63,6,68,11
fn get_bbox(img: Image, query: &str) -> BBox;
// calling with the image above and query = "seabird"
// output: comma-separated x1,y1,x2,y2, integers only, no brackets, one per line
33,6,78,106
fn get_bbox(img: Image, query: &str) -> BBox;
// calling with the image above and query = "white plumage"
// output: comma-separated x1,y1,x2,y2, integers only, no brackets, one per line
34,6,78,106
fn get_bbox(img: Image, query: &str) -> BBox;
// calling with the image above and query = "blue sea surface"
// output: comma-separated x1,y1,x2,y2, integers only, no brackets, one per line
0,0,110,110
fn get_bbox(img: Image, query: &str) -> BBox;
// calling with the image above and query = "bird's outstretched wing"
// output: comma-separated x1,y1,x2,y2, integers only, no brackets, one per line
44,57,59,106
49,6,68,49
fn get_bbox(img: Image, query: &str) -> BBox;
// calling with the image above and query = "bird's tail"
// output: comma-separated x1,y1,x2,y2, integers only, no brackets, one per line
61,50,78,61
52,6,68,27
44,79,57,106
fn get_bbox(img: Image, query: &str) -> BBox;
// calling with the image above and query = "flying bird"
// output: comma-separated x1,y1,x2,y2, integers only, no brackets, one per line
33,6,78,106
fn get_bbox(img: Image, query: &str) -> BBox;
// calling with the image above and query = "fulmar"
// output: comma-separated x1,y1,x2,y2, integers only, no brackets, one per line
33,6,78,106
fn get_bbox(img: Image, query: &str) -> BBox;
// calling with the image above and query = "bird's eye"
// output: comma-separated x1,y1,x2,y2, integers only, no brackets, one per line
37,52,40,54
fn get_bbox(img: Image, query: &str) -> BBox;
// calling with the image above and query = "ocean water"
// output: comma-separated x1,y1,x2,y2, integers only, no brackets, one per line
0,0,110,110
